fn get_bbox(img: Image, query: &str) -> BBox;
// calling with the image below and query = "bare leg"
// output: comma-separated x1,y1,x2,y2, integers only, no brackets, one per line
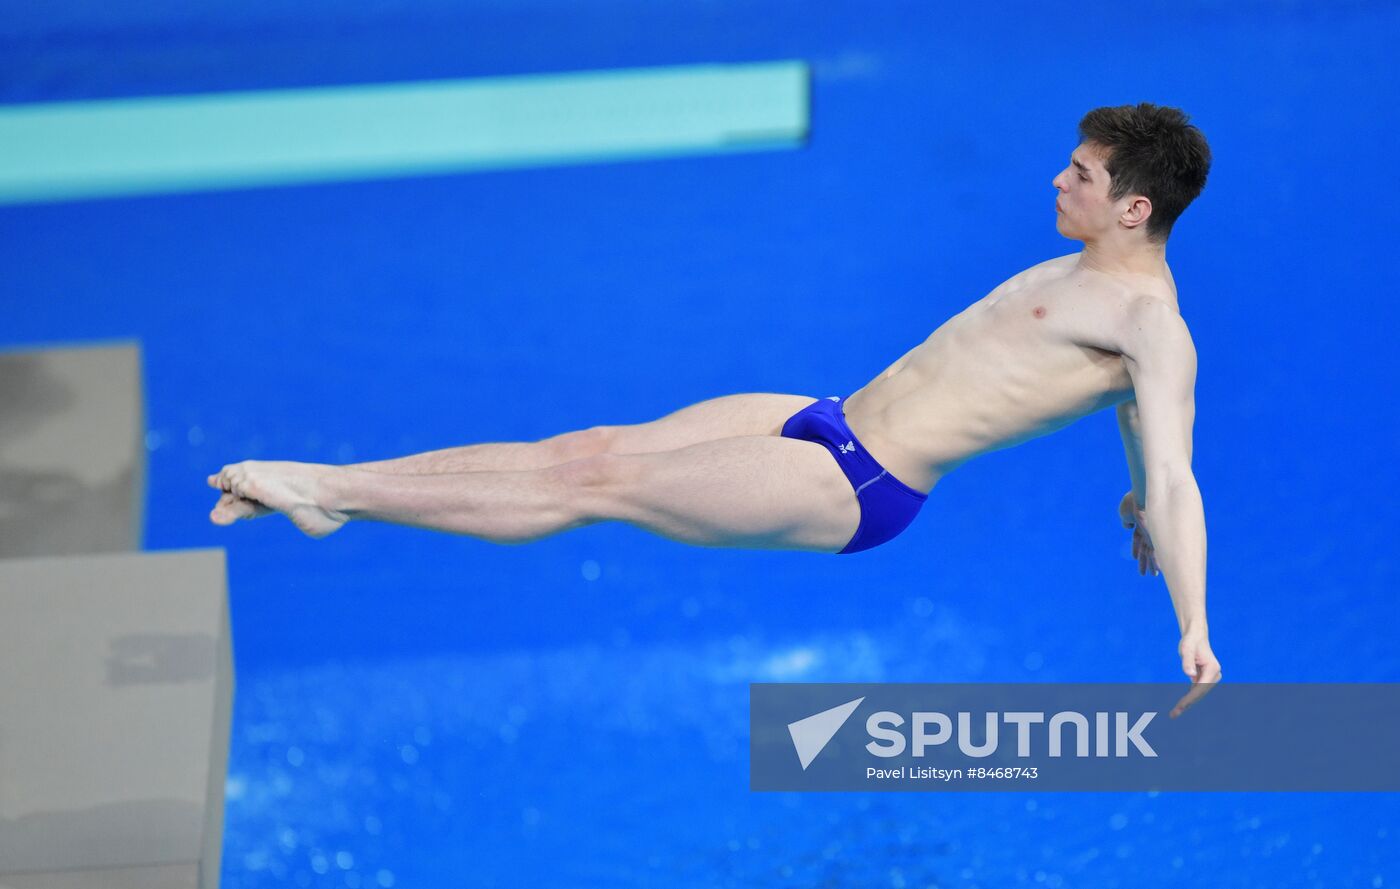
213,392,817,522
349,439,557,474
346,392,817,474
209,434,860,552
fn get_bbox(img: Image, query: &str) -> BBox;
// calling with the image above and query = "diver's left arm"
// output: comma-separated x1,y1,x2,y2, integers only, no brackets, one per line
1117,301,1222,717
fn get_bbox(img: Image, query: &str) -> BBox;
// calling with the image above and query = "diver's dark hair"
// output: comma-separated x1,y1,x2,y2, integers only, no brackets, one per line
1078,103,1212,243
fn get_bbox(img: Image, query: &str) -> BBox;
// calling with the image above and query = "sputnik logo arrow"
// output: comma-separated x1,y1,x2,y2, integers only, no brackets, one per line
787,696,865,770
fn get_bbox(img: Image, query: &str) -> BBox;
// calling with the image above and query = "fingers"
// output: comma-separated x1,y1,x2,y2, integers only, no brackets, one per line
1170,672,1220,718
1170,647,1222,718
1130,527,1159,577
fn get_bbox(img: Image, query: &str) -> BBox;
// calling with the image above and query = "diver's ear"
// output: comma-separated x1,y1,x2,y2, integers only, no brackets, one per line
1120,195,1153,232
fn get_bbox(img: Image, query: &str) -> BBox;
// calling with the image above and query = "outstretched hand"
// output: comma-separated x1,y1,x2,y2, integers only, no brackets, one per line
1171,632,1222,718
1119,491,1159,577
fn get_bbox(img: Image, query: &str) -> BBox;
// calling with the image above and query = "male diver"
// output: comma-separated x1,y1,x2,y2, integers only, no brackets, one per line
210,103,1221,716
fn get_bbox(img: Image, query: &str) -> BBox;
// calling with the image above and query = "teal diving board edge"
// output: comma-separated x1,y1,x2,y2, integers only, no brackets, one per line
0,61,810,205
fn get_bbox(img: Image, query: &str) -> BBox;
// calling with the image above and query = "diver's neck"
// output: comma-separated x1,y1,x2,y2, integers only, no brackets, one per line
1077,239,1169,281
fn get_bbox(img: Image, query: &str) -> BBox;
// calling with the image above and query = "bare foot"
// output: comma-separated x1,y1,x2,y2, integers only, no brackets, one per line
209,491,274,524
207,460,348,538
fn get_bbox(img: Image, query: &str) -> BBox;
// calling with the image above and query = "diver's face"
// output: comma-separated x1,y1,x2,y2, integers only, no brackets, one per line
1052,142,1115,240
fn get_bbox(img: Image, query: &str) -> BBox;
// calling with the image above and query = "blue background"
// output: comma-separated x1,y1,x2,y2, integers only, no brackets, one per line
2,1,1396,885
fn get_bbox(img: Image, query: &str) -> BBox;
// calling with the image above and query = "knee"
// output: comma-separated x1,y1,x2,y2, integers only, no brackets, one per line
540,425,618,464
545,454,647,524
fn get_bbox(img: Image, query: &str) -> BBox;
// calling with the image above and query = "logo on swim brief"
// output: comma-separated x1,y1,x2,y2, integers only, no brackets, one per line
838,440,856,454
827,396,841,401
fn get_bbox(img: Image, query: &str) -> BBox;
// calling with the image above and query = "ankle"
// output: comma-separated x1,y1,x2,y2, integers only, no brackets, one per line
315,465,359,519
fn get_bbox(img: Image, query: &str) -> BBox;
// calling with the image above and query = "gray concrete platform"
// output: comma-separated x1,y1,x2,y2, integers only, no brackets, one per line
0,343,145,558
0,549,232,889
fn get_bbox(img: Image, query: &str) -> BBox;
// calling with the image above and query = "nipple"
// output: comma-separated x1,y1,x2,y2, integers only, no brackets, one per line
1033,306,1047,319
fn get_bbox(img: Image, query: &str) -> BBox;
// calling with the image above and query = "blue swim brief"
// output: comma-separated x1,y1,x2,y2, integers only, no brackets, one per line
779,395,928,554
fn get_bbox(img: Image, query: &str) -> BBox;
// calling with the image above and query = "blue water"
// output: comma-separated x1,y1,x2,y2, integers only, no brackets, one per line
2,0,1397,885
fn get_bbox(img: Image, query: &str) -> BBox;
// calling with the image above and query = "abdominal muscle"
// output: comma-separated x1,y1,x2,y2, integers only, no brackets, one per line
840,266,1140,494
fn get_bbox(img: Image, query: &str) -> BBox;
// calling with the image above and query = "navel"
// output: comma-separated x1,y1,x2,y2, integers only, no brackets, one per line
1032,305,1047,319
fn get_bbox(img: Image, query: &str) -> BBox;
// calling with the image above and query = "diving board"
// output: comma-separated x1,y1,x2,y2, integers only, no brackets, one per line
0,61,810,205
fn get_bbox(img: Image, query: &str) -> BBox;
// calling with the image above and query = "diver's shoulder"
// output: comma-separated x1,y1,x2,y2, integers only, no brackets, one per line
1124,291,1188,331
994,252,1080,293
1025,252,1082,277
1070,268,1179,312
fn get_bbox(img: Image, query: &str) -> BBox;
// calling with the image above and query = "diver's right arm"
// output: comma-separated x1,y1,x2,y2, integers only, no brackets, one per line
1112,299,1221,718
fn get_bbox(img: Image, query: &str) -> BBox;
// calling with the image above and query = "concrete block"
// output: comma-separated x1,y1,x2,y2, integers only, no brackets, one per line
0,342,145,558
0,549,232,888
